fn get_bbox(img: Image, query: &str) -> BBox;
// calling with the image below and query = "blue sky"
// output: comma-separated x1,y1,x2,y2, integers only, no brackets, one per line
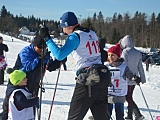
0,0,160,21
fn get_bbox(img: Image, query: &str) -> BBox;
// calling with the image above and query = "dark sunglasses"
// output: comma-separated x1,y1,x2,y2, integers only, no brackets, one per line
37,45,47,49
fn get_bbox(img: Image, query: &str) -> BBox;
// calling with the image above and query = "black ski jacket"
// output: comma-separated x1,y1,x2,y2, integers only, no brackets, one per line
0,43,8,55
6,84,38,110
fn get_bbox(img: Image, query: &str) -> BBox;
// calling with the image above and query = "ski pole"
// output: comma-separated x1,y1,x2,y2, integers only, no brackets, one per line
48,63,62,120
38,60,50,118
38,59,44,120
138,84,154,120
4,52,7,62
4,52,8,80
38,49,50,120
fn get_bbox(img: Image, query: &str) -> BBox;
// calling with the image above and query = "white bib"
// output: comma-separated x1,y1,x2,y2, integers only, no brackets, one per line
106,63,128,96
8,89,34,120
71,30,101,70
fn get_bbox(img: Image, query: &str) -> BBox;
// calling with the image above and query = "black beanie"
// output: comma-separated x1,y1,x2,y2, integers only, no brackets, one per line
32,35,46,46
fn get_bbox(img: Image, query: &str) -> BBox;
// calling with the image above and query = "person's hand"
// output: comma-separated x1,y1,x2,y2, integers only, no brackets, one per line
132,76,141,85
38,51,51,60
44,49,51,57
6,68,14,74
39,24,51,41
141,82,145,84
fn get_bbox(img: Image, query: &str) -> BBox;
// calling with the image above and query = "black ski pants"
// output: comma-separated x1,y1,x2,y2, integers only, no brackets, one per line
68,82,109,120
0,69,4,84
0,95,9,120
126,85,137,107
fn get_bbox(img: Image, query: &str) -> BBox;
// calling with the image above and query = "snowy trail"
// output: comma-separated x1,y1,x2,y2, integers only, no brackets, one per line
0,33,160,120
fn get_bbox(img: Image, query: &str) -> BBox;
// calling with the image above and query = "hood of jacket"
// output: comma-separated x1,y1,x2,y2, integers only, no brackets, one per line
6,81,26,97
120,35,134,49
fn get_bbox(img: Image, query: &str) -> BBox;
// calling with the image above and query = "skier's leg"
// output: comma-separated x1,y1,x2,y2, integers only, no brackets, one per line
115,103,124,120
132,104,144,120
90,99,108,120
126,85,144,120
67,84,90,120
108,103,113,119
0,69,4,84
90,85,109,120
0,95,9,120
125,106,133,120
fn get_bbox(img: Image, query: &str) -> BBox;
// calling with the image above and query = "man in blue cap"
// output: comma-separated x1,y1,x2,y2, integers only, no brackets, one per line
39,11,111,120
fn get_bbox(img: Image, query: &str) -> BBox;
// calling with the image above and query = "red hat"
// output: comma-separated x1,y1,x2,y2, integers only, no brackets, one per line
108,43,121,57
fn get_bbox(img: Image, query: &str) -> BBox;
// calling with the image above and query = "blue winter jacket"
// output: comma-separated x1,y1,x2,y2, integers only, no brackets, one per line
7,44,60,95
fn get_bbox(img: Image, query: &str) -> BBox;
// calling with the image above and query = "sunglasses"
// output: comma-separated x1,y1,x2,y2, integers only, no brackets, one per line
37,45,47,49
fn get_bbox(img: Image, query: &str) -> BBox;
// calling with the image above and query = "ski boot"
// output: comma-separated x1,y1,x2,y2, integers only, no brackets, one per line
125,106,133,120
133,105,144,120
135,115,144,120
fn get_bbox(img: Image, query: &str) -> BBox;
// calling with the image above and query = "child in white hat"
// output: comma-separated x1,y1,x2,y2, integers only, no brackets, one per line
8,70,39,120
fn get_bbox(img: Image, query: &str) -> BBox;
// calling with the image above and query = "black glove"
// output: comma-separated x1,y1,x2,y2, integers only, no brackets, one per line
39,50,51,60
6,68,14,74
61,57,67,63
132,76,141,85
44,49,51,57
39,24,51,41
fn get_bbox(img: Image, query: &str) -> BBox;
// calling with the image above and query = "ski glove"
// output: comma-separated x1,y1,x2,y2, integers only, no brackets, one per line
132,76,141,85
6,68,14,74
39,24,51,41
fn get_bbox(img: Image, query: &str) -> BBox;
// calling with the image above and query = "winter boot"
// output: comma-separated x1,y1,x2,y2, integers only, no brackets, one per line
125,106,133,120
132,105,144,120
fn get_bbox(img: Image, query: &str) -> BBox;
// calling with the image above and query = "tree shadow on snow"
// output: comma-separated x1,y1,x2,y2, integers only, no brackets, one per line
0,98,4,103
124,106,160,113
43,87,68,90
139,107,160,113
42,100,70,106
44,83,75,87
43,83,75,90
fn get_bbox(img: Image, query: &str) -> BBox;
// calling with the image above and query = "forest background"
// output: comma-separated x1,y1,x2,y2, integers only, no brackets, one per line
0,5,160,48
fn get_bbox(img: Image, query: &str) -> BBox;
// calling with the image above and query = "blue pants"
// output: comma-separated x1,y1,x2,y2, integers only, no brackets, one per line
108,103,124,120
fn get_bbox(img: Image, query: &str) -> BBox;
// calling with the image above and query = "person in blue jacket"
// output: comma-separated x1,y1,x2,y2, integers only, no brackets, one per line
39,11,111,120
0,34,61,120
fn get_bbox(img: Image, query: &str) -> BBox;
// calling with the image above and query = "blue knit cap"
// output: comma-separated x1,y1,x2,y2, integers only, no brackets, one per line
60,12,78,28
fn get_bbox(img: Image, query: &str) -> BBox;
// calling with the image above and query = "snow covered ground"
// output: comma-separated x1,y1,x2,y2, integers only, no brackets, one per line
0,33,160,120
